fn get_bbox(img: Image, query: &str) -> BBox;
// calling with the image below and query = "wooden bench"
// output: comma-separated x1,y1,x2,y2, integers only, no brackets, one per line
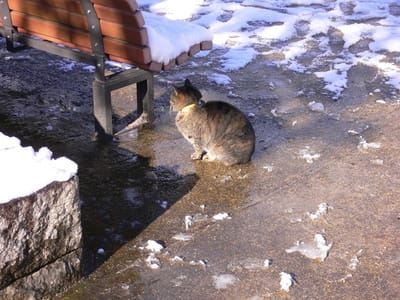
0,0,212,138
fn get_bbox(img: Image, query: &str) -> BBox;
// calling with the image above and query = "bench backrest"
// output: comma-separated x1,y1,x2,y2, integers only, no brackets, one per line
0,0,164,70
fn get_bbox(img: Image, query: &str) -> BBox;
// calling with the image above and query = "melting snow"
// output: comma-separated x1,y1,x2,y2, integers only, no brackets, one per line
348,255,360,271
184,215,194,231
307,203,331,220
298,146,321,164
139,0,400,97
357,136,382,150
172,233,193,241
286,234,333,261
142,12,212,64
0,132,78,203
145,253,161,269
279,272,294,292
144,240,165,253
308,101,325,112
212,212,232,220
213,274,238,289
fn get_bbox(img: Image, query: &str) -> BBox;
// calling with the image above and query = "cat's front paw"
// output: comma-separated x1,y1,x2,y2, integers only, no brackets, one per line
191,152,203,160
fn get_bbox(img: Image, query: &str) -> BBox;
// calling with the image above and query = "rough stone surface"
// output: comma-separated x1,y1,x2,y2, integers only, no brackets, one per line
1,249,81,300
0,177,82,298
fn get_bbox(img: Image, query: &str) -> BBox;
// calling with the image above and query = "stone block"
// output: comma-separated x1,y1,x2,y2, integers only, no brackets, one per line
0,176,82,299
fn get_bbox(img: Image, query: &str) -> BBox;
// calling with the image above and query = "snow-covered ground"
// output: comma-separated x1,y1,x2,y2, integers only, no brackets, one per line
1,0,398,206
140,0,400,99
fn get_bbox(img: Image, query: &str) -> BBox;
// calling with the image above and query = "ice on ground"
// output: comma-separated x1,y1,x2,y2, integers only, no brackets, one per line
263,165,274,172
307,203,331,220
144,240,165,253
170,255,185,262
138,1,400,96
0,132,78,203
298,146,321,164
279,272,294,292
370,159,383,165
348,255,359,270
209,73,232,85
348,249,363,270
213,274,239,289
376,99,386,104
228,258,272,271
357,136,382,150
172,233,193,241
308,101,325,112
314,63,351,99
213,212,232,220
220,47,258,71
286,234,332,261
189,259,207,267
145,253,161,269
184,213,209,230
184,215,194,231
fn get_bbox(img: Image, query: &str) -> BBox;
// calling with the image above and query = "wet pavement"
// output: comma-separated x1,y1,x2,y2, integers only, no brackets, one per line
1,39,400,299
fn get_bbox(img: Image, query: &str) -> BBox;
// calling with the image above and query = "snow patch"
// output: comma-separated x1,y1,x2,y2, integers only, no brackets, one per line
144,240,165,253
212,212,232,220
279,272,294,292
286,234,332,261
307,203,331,220
213,274,238,289
0,132,78,203
298,146,321,164
357,136,382,150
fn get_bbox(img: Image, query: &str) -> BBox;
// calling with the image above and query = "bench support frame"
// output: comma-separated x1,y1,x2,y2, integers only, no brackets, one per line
0,0,154,140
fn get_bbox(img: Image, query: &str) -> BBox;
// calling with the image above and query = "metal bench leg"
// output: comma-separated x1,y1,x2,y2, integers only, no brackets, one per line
114,72,154,136
93,79,113,139
137,73,154,125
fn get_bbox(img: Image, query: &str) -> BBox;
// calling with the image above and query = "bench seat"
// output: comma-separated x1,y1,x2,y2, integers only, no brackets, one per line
0,0,212,137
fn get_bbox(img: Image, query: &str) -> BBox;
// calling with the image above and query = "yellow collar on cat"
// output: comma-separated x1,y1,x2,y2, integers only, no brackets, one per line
181,103,197,113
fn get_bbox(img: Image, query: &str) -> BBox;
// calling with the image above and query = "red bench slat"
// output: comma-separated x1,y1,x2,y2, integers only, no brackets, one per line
1,0,212,70
9,0,87,29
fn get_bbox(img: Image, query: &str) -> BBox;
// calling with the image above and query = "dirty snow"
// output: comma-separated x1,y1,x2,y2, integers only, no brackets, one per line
229,258,272,271
184,215,194,231
279,272,294,292
263,165,274,172
298,146,321,164
144,240,165,253
348,249,364,270
212,212,232,220
357,136,382,150
213,274,239,289
0,132,78,203
308,101,325,112
307,203,331,220
137,0,400,98
286,234,333,261
172,233,193,241
145,253,161,269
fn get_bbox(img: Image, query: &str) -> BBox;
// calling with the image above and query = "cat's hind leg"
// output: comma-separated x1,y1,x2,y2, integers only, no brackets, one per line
191,150,205,160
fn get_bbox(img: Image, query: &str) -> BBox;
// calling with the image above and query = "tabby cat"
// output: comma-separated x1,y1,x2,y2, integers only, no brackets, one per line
170,79,255,166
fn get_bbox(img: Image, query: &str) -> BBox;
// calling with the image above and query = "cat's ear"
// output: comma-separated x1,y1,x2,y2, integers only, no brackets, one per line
193,89,202,100
172,86,179,96
184,79,192,87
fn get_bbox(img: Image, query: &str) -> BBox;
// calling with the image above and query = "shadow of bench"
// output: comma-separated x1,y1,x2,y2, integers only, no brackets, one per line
0,0,212,140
